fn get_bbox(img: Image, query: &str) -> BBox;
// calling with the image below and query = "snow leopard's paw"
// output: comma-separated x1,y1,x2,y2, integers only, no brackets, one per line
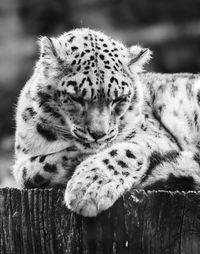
65,160,124,217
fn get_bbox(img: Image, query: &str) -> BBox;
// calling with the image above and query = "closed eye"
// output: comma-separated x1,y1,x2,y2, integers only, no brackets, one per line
68,94,85,105
112,97,127,104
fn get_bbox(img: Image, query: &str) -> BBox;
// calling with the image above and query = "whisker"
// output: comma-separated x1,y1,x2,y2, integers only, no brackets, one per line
51,125,74,139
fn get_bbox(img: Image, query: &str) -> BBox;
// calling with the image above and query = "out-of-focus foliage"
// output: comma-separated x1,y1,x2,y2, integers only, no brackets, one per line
0,0,200,186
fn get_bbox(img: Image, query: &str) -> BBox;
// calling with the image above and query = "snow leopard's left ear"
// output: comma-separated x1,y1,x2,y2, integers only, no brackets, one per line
39,36,59,57
128,46,152,73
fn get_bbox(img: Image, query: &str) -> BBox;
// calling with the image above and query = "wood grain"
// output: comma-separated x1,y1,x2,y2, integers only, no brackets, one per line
1,188,200,254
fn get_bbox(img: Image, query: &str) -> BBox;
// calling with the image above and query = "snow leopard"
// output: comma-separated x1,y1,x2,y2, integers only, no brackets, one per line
13,28,200,217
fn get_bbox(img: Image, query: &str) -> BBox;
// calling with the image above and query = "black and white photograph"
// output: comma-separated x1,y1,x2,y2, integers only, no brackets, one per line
1,0,200,253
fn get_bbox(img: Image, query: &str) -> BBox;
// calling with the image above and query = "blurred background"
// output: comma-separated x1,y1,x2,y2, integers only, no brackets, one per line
1,0,200,187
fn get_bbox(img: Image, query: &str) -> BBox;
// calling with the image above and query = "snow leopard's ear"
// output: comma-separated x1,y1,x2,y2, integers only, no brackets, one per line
128,46,152,73
39,36,59,57
38,36,64,66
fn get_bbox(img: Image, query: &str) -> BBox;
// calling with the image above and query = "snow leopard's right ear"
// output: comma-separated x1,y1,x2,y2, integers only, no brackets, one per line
39,36,65,67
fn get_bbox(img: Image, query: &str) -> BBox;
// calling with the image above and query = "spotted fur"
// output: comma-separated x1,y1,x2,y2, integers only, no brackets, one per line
14,28,200,217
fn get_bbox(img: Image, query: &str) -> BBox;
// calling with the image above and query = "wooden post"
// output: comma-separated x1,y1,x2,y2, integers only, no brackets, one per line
1,189,200,254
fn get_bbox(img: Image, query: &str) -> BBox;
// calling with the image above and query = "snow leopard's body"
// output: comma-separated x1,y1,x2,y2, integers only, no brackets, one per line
14,28,200,217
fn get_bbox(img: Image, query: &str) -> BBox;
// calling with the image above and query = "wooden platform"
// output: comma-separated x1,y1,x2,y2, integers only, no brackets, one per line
1,188,200,254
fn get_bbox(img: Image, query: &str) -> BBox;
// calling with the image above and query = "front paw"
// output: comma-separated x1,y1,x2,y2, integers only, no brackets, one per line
65,168,122,217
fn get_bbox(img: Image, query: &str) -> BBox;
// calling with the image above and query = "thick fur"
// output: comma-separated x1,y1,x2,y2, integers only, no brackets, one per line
14,28,200,217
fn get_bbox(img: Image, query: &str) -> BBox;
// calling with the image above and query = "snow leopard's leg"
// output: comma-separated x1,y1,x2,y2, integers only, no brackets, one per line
65,142,200,217
13,149,87,188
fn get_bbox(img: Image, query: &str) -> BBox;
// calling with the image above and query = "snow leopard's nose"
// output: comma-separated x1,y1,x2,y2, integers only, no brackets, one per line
87,127,106,140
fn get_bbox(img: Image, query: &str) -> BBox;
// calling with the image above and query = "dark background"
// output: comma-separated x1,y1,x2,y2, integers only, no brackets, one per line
1,0,200,186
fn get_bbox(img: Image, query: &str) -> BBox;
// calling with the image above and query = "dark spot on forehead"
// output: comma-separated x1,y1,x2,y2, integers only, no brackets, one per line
126,150,136,159
82,88,87,97
79,77,86,88
87,77,93,86
71,60,76,65
110,77,119,84
91,88,94,97
100,55,105,61
84,66,90,70
71,46,78,51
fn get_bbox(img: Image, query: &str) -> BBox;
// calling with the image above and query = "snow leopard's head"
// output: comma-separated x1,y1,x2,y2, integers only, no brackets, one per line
34,28,151,150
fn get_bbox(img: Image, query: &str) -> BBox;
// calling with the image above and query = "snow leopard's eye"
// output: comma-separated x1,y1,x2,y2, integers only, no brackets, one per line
112,97,128,115
112,97,127,105
68,94,85,106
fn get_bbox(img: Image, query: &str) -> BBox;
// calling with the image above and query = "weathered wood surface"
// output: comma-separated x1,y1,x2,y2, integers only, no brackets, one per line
1,189,200,254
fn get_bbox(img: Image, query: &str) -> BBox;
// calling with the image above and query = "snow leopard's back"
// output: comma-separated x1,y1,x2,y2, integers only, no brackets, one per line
140,72,200,152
